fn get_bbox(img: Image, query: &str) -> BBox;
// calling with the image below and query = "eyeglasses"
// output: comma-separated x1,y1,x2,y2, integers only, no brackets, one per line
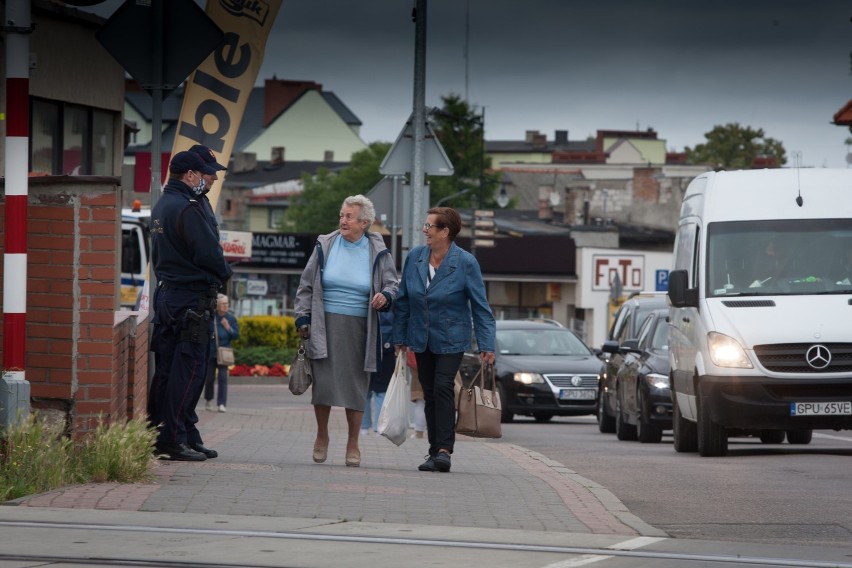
423,223,444,231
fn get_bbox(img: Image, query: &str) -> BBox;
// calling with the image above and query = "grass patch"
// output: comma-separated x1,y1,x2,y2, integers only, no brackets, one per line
0,413,157,502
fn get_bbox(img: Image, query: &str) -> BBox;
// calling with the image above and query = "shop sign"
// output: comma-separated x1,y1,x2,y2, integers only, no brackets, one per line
220,230,253,261
592,254,645,291
246,279,268,295
243,232,316,269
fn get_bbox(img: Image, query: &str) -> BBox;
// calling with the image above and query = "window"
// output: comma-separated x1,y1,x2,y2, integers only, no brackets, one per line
30,97,118,176
269,208,286,230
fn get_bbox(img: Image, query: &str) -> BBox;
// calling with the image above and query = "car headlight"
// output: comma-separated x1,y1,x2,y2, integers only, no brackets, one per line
645,373,670,390
514,372,545,384
708,332,753,368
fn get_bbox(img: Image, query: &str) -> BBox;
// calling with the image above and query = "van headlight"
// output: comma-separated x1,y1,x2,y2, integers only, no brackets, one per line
708,332,753,368
514,372,545,384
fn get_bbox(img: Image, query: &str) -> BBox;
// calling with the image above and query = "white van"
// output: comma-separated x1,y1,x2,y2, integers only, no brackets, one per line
667,168,852,456
120,207,150,309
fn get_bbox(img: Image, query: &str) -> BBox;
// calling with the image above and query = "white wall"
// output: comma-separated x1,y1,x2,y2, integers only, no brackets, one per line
575,247,673,348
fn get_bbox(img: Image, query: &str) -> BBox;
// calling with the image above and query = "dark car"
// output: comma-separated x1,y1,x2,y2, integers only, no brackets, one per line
598,292,668,433
459,320,603,423
602,308,672,443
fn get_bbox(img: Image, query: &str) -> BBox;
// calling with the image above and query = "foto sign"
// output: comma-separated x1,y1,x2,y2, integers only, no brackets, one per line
592,255,645,291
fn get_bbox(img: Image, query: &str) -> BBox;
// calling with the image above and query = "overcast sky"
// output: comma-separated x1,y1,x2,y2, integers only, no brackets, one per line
84,0,851,167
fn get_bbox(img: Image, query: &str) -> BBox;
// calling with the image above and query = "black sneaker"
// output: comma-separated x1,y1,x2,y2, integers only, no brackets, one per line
418,455,437,471
433,451,451,472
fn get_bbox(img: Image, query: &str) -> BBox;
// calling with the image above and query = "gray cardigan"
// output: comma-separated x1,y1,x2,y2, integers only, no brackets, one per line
294,230,398,372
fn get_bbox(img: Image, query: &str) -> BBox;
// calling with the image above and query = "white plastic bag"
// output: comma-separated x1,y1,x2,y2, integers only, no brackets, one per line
377,351,410,446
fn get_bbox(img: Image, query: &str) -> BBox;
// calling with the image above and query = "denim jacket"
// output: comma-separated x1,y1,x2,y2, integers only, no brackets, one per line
392,242,495,354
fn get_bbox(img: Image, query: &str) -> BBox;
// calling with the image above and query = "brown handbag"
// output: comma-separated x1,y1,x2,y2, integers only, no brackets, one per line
454,362,502,439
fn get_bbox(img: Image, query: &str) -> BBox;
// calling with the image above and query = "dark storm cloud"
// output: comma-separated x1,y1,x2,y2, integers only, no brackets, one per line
80,0,852,166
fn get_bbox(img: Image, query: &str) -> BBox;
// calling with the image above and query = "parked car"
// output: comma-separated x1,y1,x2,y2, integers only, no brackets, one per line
602,308,672,443
598,292,668,433
458,320,603,423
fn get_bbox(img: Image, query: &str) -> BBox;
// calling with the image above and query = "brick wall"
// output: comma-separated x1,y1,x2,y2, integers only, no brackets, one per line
0,177,147,435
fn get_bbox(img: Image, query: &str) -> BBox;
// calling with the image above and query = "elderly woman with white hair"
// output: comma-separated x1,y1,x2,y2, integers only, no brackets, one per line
294,195,398,467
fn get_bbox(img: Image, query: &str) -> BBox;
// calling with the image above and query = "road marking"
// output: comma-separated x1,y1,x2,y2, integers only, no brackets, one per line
813,432,852,442
541,554,611,567
609,536,666,550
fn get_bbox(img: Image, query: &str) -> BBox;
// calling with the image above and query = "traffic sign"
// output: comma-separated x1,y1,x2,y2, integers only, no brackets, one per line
380,113,455,176
96,0,224,96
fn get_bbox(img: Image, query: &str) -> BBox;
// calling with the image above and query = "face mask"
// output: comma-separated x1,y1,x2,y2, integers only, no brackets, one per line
190,172,206,196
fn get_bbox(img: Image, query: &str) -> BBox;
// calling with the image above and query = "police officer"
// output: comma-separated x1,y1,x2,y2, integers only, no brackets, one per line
149,151,233,461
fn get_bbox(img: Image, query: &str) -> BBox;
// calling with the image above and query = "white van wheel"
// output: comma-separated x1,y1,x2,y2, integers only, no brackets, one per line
697,393,728,457
672,390,697,453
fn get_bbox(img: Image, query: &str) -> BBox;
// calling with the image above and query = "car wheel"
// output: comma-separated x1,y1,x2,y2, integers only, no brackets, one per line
672,389,698,453
697,392,727,457
615,390,637,441
636,388,663,443
533,413,554,423
786,429,813,444
497,382,513,423
597,390,615,433
759,430,786,444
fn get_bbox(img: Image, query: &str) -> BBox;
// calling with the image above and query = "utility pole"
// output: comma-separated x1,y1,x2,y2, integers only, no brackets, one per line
410,0,427,251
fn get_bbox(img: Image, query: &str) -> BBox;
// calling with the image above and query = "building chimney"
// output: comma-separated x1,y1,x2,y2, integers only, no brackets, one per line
538,185,554,220
525,130,539,144
271,146,285,166
324,150,334,162
555,130,568,146
233,152,258,173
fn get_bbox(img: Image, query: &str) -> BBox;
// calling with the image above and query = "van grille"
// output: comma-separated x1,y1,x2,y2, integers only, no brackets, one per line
753,343,852,373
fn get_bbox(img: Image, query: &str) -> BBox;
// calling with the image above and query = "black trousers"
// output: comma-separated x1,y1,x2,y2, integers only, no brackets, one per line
149,286,212,447
414,350,463,456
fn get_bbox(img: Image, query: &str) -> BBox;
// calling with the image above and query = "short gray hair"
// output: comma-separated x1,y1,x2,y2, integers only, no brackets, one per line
217,293,228,303
342,194,376,226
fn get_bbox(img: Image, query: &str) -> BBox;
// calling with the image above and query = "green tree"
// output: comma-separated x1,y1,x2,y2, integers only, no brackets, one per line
685,123,787,170
284,142,390,232
429,94,501,208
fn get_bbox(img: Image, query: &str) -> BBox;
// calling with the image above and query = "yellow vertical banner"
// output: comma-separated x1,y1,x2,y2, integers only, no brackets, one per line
171,0,283,210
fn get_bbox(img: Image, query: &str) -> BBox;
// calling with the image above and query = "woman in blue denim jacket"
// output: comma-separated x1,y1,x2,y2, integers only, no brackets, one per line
392,207,495,473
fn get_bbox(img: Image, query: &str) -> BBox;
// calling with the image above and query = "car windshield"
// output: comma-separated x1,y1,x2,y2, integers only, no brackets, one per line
497,329,592,356
707,219,852,297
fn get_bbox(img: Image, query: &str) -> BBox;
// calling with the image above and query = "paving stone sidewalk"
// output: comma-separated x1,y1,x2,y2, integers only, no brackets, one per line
13,385,662,537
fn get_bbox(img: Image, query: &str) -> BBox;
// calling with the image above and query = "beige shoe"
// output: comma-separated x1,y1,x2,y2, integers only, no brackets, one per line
205,400,214,411
313,444,328,464
345,448,361,467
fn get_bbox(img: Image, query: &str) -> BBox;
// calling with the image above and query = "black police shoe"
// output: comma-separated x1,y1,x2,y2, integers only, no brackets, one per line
156,443,207,461
190,443,218,459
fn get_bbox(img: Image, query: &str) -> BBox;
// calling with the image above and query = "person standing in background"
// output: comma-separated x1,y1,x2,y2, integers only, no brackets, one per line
206,294,239,413
361,310,395,435
393,207,495,473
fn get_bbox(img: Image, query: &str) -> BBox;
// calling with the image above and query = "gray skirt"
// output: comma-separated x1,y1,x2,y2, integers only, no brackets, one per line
311,312,370,410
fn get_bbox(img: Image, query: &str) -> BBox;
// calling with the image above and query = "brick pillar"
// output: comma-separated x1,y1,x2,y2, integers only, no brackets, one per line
0,178,147,435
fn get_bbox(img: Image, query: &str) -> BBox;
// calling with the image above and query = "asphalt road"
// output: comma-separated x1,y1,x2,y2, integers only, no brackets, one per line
500,415,852,549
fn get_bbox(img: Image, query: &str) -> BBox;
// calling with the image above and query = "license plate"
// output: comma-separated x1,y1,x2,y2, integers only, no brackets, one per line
790,401,852,416
559,389,596,401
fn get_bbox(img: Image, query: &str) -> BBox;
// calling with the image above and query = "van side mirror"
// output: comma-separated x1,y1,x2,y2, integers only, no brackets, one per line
667,269,698,308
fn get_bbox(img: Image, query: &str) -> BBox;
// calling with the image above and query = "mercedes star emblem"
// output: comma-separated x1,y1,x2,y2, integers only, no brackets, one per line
805,344,831,370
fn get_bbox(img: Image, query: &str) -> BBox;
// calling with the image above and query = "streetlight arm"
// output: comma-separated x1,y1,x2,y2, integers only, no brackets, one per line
436,187,471,207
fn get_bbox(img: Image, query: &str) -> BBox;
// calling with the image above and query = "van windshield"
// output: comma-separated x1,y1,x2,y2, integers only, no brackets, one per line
707,219,852,297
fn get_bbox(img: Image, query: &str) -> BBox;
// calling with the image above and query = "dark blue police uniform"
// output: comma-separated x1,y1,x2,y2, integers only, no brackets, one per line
149,151,232,461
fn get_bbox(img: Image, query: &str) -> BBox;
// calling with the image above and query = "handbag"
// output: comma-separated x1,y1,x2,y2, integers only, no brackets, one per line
288,340,313,395
214,318,235,366
377,351,410,446
455,362,502,439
